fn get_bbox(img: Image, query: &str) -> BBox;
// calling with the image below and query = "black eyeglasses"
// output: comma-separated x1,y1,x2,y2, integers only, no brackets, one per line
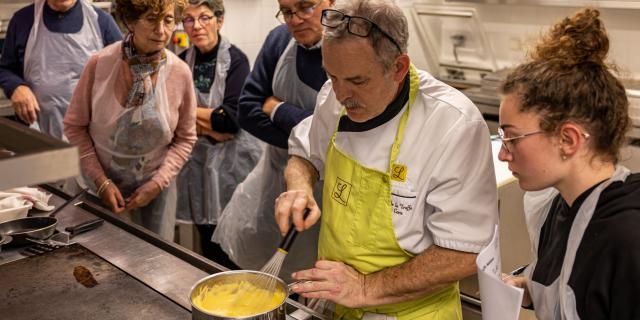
276,0,322,24
321,9,402,53
182,15,216,28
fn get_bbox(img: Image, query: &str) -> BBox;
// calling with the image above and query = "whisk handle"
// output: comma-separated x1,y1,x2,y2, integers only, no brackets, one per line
279,208,310,252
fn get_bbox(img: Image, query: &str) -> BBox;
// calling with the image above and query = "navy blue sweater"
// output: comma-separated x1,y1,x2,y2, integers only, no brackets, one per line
179,44,250,135
238,25,326,149
0,1,122,99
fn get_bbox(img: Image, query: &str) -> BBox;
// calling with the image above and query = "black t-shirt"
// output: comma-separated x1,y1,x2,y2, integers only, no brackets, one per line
192,43,219,94
532,173,640,319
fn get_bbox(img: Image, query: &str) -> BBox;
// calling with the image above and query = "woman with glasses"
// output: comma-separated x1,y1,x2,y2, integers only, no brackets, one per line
499,8,640,319
175,0,262,268
212,0,336,281
63,0,197,241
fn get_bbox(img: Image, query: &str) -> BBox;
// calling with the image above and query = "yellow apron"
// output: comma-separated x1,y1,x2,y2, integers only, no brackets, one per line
318,66,462,320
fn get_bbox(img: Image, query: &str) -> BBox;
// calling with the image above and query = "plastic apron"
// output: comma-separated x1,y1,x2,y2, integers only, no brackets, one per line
318,66,461,320
213,39,322,281
176,36,264,225
89,45,176,240
522,165,631,320
23,0,102,139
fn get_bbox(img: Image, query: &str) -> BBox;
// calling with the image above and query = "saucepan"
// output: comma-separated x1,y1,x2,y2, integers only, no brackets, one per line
190,270,289,320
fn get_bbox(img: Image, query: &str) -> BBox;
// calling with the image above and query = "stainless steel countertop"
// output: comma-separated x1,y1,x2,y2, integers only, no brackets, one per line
0,188,327,320
0,99,12,117
46,191,213,310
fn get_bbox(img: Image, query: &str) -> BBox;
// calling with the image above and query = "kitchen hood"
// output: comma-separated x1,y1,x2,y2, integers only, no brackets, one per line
0,117,79,190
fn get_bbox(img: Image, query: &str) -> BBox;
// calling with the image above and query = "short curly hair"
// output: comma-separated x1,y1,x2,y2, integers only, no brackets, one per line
115,0,188,25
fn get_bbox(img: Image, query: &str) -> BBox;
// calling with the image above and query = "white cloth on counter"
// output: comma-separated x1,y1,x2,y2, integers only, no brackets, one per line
0,187,54,223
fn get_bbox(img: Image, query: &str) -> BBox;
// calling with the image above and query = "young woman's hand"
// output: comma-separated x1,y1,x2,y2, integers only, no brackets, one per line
502,274,532,307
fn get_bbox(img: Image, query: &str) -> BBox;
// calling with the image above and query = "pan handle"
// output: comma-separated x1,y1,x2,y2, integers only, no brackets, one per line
49,188,88,218
65,218,104,238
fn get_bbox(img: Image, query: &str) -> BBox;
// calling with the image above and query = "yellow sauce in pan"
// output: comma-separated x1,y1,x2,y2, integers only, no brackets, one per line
192,280,286,317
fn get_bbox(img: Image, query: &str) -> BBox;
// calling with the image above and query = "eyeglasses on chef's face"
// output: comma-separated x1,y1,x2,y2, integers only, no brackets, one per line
276,0,323,24
182,14,217,29
320,9,402,53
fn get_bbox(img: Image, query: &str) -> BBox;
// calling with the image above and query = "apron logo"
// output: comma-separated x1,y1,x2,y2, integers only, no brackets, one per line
391,164,407,182
332,177,352,206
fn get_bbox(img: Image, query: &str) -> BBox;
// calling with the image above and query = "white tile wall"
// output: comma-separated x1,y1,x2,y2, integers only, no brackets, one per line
220,0,280,66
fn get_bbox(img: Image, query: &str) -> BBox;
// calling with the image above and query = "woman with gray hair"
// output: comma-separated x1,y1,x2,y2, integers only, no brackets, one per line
176,0,262,268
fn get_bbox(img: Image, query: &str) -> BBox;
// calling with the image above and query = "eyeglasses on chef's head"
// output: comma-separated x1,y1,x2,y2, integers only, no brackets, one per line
320,9,402,53
275,0,323,24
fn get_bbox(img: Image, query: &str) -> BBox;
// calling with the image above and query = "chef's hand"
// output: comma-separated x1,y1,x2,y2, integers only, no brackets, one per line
11,85,40,124
125,180,161,210
501,274,532,307
275,190,320,236
291,260,367,308
97,178,125,214
262,96,282,118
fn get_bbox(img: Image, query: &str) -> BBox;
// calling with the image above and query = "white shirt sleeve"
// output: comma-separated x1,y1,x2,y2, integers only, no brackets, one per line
288,81,338,179
425,119,499,253
269,102,285,121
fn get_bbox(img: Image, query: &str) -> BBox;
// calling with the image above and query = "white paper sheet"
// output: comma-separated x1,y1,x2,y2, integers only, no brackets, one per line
477,225,525,320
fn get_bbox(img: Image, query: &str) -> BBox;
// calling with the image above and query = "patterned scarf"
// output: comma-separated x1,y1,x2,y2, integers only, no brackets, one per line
121,33,167,108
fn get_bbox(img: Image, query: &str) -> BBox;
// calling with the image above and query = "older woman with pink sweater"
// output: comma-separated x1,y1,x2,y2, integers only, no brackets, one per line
64,0,196,240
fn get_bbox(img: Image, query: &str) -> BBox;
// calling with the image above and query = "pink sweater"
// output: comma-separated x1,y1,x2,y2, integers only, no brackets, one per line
64,42,197,190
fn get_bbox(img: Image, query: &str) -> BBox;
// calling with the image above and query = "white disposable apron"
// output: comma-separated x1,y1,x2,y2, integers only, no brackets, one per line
176,36,264,225
23,0,102,139
523,165,631,319
89,43,176,240
212,39,322,281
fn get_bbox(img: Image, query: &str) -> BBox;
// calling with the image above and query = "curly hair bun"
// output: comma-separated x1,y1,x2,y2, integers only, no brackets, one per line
532,8,609,67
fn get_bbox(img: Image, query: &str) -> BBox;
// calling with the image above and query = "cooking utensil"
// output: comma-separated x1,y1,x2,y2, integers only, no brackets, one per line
65,218,104,238
28,218,105,248
48,188,87,218
0,216,57,245
254,208,311,305
189,270,288,320
260,208,311,277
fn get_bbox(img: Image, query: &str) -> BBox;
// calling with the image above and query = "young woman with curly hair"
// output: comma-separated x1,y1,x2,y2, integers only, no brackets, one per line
499,8,640,319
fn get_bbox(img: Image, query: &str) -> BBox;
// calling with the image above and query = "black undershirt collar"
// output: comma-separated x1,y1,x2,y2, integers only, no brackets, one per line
194,37,220,62
337,73,410,132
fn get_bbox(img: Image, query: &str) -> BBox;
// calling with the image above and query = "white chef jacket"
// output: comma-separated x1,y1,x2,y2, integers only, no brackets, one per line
289,69,498,254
